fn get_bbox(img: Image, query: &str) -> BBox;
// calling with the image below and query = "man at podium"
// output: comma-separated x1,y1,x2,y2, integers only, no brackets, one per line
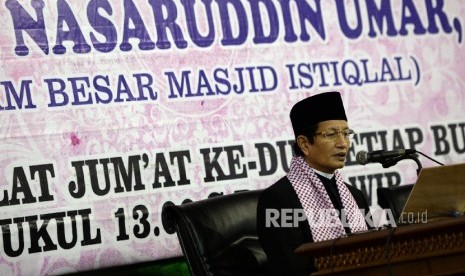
257,92,372,275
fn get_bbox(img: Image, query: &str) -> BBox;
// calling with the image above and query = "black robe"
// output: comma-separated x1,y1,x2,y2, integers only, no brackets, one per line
256,175,371,276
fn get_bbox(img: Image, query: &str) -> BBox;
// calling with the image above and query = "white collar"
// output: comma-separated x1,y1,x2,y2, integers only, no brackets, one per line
311,168,335,179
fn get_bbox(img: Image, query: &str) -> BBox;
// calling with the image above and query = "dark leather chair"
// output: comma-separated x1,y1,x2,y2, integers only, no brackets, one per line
377,184,414,222
162,190,267,276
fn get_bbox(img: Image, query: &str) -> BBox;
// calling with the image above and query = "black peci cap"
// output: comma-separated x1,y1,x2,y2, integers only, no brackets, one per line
290,92,347,138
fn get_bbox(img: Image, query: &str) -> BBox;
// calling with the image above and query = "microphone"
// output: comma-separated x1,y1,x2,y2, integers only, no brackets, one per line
356,149,416,165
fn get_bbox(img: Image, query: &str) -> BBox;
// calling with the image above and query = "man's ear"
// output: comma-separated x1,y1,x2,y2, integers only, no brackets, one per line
296,135,309,155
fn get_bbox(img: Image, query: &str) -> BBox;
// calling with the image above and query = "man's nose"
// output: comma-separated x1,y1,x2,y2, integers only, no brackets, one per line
335,133,349,146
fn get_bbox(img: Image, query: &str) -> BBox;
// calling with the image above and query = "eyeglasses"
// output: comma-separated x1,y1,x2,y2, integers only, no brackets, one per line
314,128,355,140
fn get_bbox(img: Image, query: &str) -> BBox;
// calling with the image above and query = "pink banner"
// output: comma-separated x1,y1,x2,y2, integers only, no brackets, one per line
1,0,464,274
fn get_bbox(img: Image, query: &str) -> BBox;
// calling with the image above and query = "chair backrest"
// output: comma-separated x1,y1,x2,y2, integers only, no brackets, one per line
163,190,267,276
377,184,414,222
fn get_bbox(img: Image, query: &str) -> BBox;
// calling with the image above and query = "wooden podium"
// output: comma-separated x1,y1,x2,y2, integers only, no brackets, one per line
295,216,465,275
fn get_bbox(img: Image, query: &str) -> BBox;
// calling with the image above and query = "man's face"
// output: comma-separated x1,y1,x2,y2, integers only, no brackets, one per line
298,120,351,173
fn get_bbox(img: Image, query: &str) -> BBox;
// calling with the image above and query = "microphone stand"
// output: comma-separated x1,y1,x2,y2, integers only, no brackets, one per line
381,153,423,175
